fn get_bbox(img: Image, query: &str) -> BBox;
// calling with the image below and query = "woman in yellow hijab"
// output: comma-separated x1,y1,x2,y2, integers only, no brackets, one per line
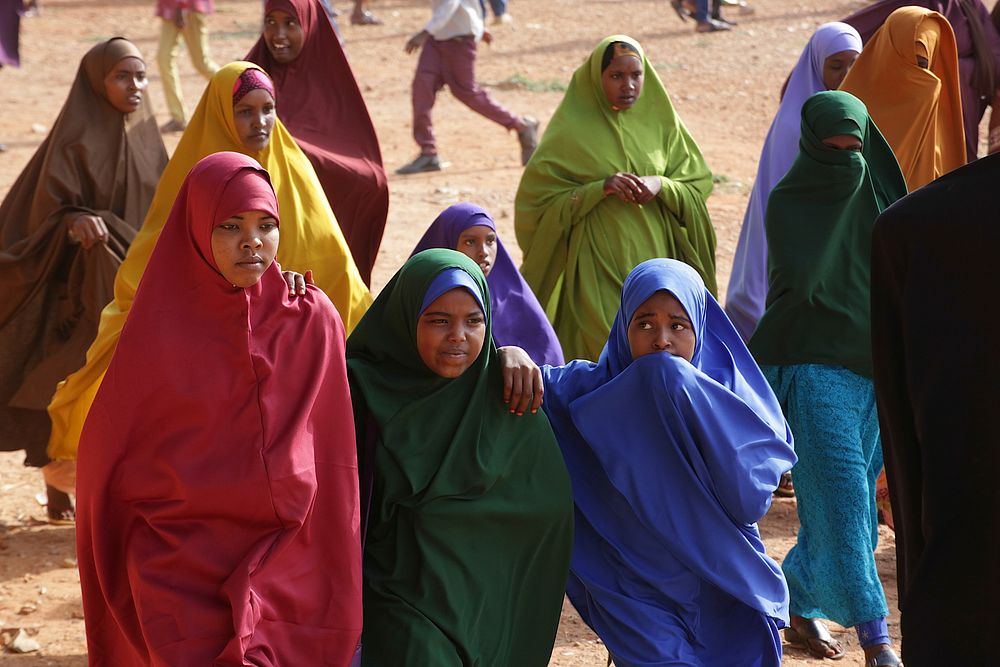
840,6,965,191
46,62,371,463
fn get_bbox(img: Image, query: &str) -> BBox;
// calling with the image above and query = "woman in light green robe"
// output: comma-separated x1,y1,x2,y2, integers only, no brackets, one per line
515,35,716,361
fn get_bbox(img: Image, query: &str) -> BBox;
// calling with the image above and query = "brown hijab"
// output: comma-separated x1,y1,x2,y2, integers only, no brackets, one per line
0,37,166,462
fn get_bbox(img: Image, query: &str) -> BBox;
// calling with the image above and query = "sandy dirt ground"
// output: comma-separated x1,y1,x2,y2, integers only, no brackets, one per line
0,0,918,664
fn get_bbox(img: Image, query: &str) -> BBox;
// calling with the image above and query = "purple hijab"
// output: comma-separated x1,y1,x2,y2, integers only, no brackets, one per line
412,203,564,366
843,0,1000,161
725,23,862,341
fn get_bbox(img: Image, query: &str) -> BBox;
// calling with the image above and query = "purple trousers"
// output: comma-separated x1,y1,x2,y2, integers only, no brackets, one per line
411,36,519,156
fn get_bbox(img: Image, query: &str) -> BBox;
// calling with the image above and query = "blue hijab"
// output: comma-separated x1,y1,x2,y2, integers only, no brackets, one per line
726,23,863,341
412,203,564,366
542,258,796,666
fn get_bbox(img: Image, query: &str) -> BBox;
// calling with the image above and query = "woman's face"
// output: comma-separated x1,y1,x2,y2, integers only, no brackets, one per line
822,50,859,91
103,56,148,114
455,225,497,277
627,290,696,362
263,9,304,64
211,209,279,287
234,88,277,153
416,287,487,378
601,54,643,111
822,134,862,151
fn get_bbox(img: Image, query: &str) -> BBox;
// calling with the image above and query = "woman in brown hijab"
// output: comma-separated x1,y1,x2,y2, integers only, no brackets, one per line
840,6,966,191
0,37,167,522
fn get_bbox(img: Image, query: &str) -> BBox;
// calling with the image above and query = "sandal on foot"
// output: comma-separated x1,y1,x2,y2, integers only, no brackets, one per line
774,471,795,498
350,10,382,25
46,485,76,525
784,618,845,660
695,18,731,32
867,647,903,667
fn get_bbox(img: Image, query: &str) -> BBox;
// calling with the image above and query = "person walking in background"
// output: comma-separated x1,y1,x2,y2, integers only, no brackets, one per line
839,7,966,191
351,0,381,25
481,0,511,25
0,0,38,151
516,35,716,362
0,38,166,524
156,0,219,133
410,202,564,366
749,91,906,666
726,23,862,342
247,0,389,286
0,0,36,69
842,0,1000,162
396,0,539,174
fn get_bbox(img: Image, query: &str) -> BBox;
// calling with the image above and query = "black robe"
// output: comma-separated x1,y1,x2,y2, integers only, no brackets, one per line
870,154,1000,666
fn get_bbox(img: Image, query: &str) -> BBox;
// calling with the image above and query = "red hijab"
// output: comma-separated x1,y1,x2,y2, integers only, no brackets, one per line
247,0,388,286
76,152,362,665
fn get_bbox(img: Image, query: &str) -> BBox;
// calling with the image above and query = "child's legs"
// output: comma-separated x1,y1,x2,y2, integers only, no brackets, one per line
180,11,219,78
412,39,446,156
157,19,186,123
489,0,508,16
440,38,520,130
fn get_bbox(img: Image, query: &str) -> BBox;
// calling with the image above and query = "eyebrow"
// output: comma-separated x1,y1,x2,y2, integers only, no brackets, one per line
421,310,484,318
632,311,692,323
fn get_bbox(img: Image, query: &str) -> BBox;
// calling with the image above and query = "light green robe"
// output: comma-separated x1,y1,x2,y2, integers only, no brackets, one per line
515,35,716,361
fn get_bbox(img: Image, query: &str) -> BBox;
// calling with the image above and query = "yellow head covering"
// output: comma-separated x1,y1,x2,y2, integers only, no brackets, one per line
839,7,965,191
47,62,371,461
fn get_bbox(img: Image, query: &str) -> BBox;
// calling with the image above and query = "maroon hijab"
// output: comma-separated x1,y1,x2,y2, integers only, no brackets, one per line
76,152,362,665
247,0,388,285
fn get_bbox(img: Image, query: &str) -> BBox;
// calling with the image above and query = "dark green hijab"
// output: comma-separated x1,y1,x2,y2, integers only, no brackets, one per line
345,248,573,665
749,91,907,377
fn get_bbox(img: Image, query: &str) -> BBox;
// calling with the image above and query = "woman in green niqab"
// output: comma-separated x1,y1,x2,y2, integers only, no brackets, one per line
749,90,906,665
515,35,717,361
345,248,574,666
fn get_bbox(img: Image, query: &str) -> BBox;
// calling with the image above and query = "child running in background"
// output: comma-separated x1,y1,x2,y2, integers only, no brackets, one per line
156,0,219,133
396,0,539,174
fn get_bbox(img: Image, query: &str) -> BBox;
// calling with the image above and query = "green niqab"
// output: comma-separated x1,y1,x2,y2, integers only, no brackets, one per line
346,249,573,666
749,91,907,377
514,35,717,361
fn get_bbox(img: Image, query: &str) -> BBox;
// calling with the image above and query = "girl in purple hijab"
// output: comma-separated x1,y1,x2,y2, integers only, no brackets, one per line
725,23,862,342
411,203,564,366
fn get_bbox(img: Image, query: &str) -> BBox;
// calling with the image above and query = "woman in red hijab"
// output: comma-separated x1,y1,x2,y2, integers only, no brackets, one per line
75,152,362,666
247,0,388,286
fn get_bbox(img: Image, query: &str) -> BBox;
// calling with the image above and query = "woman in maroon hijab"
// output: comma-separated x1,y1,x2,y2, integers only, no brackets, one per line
247,0,388,286
75,152,362,666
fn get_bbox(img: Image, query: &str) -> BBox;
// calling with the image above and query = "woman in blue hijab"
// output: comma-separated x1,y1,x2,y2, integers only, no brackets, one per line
536,258,796,666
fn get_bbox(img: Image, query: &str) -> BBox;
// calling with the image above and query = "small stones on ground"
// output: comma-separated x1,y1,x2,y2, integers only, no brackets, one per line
7,628,41,653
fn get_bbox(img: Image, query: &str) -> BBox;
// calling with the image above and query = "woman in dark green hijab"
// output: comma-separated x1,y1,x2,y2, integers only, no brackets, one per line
345,248,574,666
515,35,717,362
749,91,906,666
